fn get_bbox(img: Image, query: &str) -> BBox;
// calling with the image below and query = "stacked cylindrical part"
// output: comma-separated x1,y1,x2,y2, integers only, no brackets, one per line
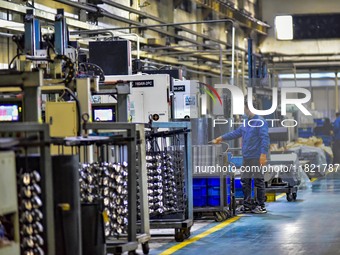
143,148,186,217
170,149,186,212
145,152,177,216
18,170,44,255
79,162,128,237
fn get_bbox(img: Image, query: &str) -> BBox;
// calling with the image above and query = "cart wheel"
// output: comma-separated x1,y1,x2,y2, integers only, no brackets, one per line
142,242,150,255
223,210,229,219
175,228,185,242
219,211,225,220
184,227,191,239
292,192,297,201
214,211,224,222
128,251,137,255
286,193,293,202
222,211,229,220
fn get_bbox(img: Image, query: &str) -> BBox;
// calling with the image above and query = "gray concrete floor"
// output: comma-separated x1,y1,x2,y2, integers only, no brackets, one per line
122,172,340,255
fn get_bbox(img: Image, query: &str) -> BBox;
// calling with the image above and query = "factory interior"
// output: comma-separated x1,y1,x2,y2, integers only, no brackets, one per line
0,0,340,254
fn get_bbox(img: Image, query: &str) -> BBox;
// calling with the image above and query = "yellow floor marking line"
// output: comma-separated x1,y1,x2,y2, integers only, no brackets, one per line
276,193,286,199
159,216,241,255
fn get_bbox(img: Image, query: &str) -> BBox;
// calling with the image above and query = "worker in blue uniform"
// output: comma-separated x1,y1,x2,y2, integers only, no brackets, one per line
333,112,340,164
213,98,270,214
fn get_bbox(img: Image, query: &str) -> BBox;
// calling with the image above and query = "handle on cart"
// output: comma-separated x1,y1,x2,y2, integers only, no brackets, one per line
82,113,90,138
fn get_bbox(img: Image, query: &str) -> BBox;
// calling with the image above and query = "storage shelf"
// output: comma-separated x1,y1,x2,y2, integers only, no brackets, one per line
0,243,20,255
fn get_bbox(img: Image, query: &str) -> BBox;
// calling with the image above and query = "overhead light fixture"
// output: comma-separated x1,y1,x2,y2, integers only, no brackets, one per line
275,15,293,40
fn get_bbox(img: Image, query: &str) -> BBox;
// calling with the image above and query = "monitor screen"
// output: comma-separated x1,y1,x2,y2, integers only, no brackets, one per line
94,109,113,121
0,104,22,122
92,104,116,122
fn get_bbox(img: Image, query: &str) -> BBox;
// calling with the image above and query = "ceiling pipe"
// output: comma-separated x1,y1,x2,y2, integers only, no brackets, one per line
70,18,232,32
54,0,240,82
55,0,243,50
100,0,269,34
0,32,14,38
140,59,221,78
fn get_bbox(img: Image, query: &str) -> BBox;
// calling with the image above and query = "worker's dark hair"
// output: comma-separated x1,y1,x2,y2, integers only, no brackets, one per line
336,112,340,117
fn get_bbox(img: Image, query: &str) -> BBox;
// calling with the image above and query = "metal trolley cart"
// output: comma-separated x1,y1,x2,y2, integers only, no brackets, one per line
145,121,193,242
192,145,234,222
58,122,151,255
265,152,301,202
0,138,20,255
0,123,56,255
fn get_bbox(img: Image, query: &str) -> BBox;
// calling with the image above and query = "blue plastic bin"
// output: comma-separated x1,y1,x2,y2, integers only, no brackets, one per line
314,118,325,127
207,178,219,186
193,185,207,207
208,186,220,196
208,195,220,206
298,128,313,138
193,178,207,186
193,177,232,207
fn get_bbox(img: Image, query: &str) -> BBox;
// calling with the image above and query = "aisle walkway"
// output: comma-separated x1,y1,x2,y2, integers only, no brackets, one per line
152,173,340,255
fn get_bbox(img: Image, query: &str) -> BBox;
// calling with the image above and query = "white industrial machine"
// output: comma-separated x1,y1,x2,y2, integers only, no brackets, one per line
173,80,201,119
105,74,171,123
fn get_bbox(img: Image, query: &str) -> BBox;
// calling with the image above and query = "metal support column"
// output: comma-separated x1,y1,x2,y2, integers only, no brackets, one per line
116,83,130,122
336,72,339,112
79,0,87,22
247,38,253,87
23,85,42,122
24,9,39,56
231,25,235,85
127,125,137,242
76,78,93,162
76,77,92,121
54,9,67,55
136,124,150,236
242,52,246,92
184,129,193,220
309,70,314,109
40,125,55,255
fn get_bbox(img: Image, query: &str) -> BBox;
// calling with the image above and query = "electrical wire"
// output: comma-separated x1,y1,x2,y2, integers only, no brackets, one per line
8,54,22,69
53,55,76,85
78,62,105,81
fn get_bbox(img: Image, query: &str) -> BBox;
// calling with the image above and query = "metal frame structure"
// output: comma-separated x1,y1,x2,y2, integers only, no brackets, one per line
147,121,194,242
0,70,43,122
192,146,235,222
81,122,150,255
0,139,20,255
265,152,301,202
0,123,55,255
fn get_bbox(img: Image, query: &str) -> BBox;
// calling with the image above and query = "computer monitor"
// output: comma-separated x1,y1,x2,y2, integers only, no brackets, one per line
0,101,23,122
92,103,116,122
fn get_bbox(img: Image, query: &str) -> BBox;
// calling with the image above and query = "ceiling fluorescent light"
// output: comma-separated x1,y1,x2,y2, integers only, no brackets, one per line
275,15,293,40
